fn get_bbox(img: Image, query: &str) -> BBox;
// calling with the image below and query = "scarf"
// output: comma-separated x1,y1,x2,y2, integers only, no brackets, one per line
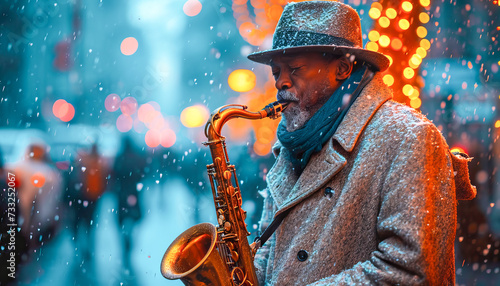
277,65,372,171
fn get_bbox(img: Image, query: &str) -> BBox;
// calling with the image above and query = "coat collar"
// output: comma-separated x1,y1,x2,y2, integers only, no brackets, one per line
267,73,392,215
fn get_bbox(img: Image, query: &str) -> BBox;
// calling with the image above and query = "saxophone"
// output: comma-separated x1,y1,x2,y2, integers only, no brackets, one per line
160,101,287,286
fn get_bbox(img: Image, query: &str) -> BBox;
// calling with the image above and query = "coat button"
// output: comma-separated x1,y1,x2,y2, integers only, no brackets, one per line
324,187,334,198
297,250,308,262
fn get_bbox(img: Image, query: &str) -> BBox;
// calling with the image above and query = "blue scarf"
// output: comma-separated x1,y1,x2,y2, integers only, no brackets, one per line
277,66,371,171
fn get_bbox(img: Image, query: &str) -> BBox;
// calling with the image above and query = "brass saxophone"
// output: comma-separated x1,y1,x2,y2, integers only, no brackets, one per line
160,101,287,286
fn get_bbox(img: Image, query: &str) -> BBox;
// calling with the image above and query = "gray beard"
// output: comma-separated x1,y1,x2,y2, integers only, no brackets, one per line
282,104,311,132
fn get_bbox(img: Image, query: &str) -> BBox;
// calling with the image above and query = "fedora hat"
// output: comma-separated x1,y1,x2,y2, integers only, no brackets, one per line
248,1,390,72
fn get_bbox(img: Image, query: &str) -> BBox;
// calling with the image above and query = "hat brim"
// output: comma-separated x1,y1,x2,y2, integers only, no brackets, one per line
247,45,390,72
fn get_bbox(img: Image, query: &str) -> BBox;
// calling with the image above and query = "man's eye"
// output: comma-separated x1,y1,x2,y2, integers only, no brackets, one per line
290,66,303,73
272,71,280,77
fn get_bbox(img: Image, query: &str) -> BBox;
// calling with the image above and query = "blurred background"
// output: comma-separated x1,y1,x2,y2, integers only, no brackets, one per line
0,0,498,285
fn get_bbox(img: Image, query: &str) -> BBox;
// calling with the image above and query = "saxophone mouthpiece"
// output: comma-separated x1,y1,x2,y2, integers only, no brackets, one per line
263,101,288,119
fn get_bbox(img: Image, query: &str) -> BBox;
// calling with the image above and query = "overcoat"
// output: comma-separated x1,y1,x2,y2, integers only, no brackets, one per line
254,74,476,285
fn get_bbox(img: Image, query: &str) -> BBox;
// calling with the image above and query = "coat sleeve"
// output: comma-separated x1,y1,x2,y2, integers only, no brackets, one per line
253,188,276,285
307,123,457,285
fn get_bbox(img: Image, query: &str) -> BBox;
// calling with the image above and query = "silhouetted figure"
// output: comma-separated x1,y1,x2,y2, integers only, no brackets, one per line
113,136,146,282
68,142,110,280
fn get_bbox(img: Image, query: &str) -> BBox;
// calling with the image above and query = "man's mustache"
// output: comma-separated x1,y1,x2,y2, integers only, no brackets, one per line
277,90,299,102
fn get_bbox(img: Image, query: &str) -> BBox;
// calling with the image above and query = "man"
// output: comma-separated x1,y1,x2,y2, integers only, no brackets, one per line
247,1,476,285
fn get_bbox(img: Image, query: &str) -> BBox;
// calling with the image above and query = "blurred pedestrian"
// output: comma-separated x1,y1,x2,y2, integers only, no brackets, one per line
113,136,146,279
68,143,111,263
8,143,63,252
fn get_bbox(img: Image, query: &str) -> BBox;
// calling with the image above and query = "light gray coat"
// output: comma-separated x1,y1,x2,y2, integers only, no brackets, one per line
254,74,476,285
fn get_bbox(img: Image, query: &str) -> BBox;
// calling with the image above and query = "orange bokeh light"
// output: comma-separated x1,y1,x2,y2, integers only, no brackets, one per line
253,141,271,156
390,38,403,50
410,98,422,109
31,172,46,188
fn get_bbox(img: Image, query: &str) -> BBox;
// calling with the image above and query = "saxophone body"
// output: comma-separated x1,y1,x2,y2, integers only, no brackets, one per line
161,101,287,286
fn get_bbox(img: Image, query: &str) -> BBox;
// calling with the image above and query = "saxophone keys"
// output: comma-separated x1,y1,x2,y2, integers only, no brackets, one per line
231,250,239,262
223,170,232,180
224,221,232,232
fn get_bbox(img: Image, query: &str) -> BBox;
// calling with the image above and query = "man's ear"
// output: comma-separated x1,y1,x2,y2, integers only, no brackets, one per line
336,57,353,81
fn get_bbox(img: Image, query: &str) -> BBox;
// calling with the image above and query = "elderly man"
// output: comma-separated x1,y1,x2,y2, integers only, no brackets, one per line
248,1,476,285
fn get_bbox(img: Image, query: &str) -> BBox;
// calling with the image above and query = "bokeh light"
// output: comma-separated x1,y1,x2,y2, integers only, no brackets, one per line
138,103,156,123
368,30,380,42
410,54,423,67
120,37,138,56
402,1,413,12
399,19,410,30
147,112,165,131
379,35,390,47
386,8,397,19
116,114,133,132
416,47,428,58
383,74,395,86
410,98,422,109
228,69,256,92
253,141,271,156
420,39,431,50
420,0,431,7
161,128,176,148
403,84,415,96
403,67,415,79
416,26,428,38
495,120,500,128
180,105,210,128
366,42,379,52
105,93,121,112
390,38,403,50
31,172,46,188
368,8,381,19
378,17,390,28
419,13,430,24
59,103,75,122
183,0,202,17
120,97,138,115
52,99,68,118
145,129,161,148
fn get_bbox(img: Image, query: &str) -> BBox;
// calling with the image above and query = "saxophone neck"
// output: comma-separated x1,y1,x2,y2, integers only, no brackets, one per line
204,101,288,141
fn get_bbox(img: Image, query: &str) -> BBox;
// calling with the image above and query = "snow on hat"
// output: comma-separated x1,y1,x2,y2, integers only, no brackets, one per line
247,1,390,72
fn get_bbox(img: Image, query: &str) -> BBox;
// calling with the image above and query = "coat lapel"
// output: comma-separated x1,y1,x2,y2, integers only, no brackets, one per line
267,73,393,216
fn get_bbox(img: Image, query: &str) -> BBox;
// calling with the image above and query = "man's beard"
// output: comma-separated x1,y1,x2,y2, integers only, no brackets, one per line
277,90,312,132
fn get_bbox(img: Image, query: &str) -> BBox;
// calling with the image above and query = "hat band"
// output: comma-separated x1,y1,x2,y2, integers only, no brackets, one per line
272,30,356,50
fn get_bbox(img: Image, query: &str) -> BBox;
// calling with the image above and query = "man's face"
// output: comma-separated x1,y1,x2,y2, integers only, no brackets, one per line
271,52,343,132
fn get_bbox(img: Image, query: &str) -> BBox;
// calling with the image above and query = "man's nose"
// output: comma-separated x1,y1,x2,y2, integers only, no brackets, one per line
275,72,292,90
